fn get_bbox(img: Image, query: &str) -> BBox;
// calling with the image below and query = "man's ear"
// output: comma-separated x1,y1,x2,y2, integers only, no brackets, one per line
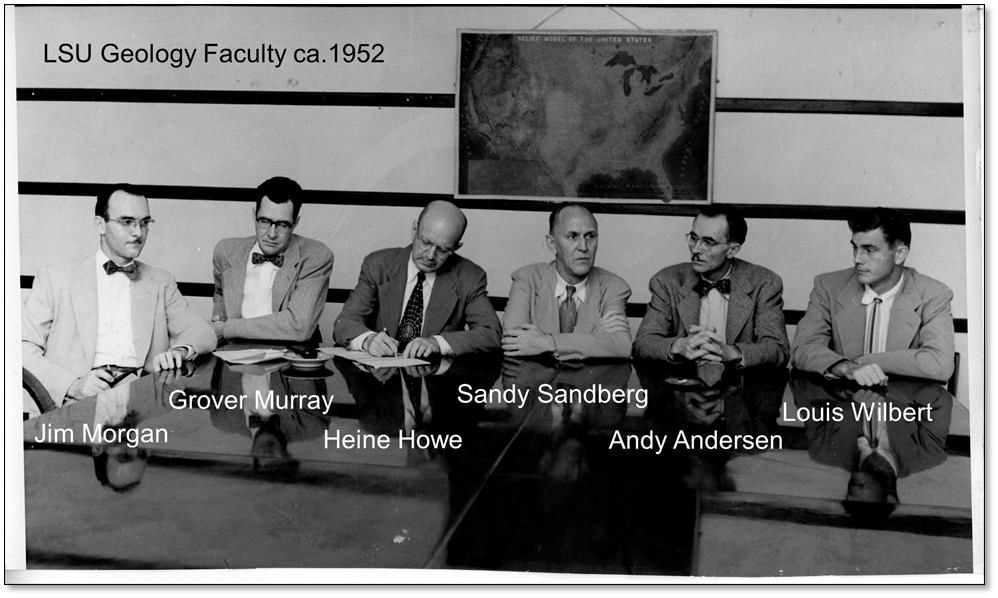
545,234,556,255
411,220,418,241
894,244,909,265
725,243,742,259
95,215,106,236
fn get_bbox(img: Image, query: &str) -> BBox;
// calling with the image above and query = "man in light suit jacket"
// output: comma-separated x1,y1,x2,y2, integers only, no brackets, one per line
211,177,333,345
633,205,789,368
22,185,216,405
333,200,501,357
791,209,955,385
502,204,632,360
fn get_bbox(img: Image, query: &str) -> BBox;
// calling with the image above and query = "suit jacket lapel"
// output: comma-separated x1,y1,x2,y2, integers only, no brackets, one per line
725,261,752,343
131,262,156,363
886,271,920,350
223,238,253,319
272,236,300,312
71,254,99,367
424,263,458,337
378,247,410,337
678,278,701,335
538,263,561,333
834,276,867,359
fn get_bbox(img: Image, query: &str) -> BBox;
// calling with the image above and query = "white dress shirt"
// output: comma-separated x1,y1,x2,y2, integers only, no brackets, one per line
349,256,454,355
554,272,588,309
862,274,904,355
698,265,732,345
93,249,138,368
241,243,279,319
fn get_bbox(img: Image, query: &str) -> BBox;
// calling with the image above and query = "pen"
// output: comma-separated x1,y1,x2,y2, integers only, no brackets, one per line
382,328,399,358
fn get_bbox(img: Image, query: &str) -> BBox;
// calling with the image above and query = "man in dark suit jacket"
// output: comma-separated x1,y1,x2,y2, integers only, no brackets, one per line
211,177,333,345
333,200,501,357
633,205,789,368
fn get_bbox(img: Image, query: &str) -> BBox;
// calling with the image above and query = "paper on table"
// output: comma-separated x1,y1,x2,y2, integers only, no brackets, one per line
213,348,287,365
321,346,430,368
355,356,431,368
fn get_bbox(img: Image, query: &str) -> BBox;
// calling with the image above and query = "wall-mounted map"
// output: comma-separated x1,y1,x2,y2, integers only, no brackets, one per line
457,30,717,203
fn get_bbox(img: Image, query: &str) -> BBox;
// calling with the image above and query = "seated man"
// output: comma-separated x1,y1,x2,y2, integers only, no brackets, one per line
633,205,789,368
791,208,955,385
502,203,631,360
333,200,501,358
22,184,216,405
211,176,333,344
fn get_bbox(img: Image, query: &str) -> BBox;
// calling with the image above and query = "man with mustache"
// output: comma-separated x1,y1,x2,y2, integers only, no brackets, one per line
633,205,789,368
791,208,954,385
333,200,501,358
502,203,632,360
22,184,216,405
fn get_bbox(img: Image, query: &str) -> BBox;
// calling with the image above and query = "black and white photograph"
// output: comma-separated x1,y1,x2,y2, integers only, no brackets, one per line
6,4,983,583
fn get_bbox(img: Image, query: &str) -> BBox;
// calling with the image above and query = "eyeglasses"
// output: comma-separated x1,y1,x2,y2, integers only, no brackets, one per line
105,217,154,231
415,234,456,259
686,232,730,251
256,217,294,234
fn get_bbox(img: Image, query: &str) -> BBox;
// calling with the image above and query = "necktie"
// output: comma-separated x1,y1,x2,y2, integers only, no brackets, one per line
693,278,731,297
401,370,423,430
560,286,578,333
866,298,882,355
103,260,139,281
252,252,284,267
398,272,426,349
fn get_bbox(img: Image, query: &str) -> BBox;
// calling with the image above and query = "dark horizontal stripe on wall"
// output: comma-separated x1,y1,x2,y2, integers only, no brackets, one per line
17,182,967,225
19,276,969,334
16,88,453,109
17,87,962,117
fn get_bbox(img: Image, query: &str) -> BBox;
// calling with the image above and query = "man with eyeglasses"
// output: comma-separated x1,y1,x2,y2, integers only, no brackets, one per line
333,200,501,358
633,205,789,368
791,208,954,385
22,184,216,406
211,176,333,345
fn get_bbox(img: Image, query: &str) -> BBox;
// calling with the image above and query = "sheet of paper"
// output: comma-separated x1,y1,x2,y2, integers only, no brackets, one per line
355,356,430,368
323,347,375,360
213,349,287,365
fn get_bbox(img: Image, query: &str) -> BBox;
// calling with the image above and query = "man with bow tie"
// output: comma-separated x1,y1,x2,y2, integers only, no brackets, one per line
22,184,216,405
633,205,790,368
211,177,333,345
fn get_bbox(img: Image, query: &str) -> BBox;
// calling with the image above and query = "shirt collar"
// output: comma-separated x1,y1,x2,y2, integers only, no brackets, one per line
555,270,587,303
700,263,733,284
862,273,904,305
96,247,134,268
407,255,436,286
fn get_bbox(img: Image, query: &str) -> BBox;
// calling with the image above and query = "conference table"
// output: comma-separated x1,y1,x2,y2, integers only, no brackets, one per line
22,347,972,576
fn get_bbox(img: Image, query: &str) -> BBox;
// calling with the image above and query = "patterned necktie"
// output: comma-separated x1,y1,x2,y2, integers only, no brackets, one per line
865,298,882,355
398,272,426,349
252,252,284,267
693,278,731,297
103,260,139,281
559,285,578,333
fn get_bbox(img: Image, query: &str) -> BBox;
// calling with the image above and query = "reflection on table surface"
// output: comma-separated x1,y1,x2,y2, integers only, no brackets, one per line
23,349,972,575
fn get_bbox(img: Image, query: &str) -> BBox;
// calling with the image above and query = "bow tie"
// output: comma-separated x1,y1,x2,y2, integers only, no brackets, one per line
103,260,139,281
693,278,731,297
252,252,284,267
248,413,280,429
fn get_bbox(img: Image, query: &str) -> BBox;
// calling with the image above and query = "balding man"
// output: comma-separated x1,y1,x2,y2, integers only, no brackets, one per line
333,201,501,358
502,203,632,360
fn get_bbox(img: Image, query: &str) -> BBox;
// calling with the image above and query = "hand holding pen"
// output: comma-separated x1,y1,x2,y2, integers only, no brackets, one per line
363,327,400,357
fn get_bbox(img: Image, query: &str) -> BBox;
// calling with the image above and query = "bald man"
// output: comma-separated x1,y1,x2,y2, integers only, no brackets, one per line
333,201,501,358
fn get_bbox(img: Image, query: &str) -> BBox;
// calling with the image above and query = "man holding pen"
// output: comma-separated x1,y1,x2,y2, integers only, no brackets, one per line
333,201,502,358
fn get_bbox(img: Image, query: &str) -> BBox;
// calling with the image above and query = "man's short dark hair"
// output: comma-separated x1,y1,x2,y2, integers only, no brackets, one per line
697,204,747,245
848,208,912,248
92,448,147,493
95,183,144,219
548,202,594,234
256,177,304,220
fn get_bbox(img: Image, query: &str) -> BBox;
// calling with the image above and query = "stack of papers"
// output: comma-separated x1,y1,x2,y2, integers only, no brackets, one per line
213,348,287,365
324,347,429,368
